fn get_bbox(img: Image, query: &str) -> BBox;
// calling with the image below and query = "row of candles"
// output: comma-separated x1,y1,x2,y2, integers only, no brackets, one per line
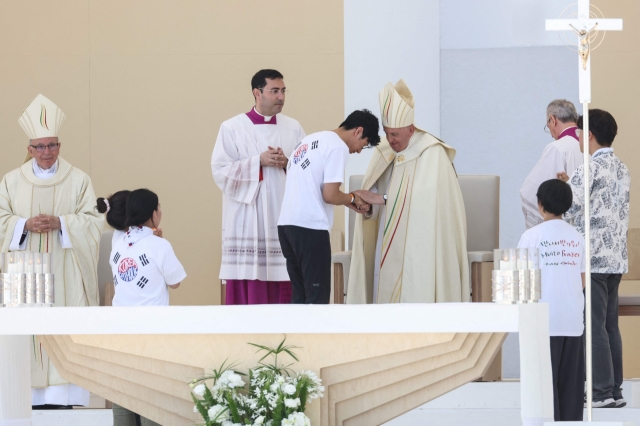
494,247,540,271
0,251,54,306
0,252,52,274
492,248,542,304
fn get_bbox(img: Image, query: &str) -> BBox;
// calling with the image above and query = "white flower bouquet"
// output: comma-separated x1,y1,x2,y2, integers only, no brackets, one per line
190,339,324,426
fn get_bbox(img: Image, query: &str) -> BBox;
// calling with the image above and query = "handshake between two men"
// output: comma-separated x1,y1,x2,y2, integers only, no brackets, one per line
347,190,386,216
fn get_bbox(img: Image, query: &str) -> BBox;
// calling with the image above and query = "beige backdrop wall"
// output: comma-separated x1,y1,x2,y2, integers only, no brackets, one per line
0,0,344,305
592,2,640,378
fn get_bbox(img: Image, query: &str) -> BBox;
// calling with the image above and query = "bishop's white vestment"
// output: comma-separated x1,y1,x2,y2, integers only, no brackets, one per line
346,131,470,304
211,108,305,284
520,127,583,229
0,156,103,404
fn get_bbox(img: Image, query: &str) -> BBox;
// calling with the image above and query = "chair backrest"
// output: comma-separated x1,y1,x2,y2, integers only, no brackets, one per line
458,175,500,252
345,174,499,252
347,175,364,250
97,229,114,306
623,228,640,280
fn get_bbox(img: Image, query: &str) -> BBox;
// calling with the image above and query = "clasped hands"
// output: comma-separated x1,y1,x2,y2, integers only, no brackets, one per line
348,190,385,215
260,146,288,169
25,214,61,233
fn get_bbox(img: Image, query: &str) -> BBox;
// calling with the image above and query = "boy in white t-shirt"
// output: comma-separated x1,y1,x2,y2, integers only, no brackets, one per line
277,109,380,303
518,179,586,421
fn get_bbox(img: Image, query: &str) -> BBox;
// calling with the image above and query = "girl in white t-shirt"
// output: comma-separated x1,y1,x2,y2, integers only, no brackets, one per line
104,190,182,426
109,189,186,307
517,179,586,422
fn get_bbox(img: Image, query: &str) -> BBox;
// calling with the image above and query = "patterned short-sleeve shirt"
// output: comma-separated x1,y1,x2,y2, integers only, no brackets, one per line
564,148,630,274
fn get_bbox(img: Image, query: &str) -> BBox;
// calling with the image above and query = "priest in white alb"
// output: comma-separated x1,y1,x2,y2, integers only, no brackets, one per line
347,80,469,304
211,69,305,304
0,94,104,407
520,99,583,229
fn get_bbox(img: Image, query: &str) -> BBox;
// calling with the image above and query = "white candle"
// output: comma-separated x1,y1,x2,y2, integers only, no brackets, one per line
34,253,43,274
25,252,34,274
42,253,51,274
500,260,514,270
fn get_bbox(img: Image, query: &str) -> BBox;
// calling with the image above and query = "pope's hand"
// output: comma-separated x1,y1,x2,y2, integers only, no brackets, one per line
260,146,287,168
556,171,570,183
353,189,384,206
153,227,163,238
353,194,371,212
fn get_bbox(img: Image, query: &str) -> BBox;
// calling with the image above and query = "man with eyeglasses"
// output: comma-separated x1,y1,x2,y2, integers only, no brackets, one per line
346,80,469,305
0,94,103,408
211,69,305,305
520,99,583,229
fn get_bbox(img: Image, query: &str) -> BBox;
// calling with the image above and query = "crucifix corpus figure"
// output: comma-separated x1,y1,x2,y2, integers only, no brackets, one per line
570,23,598,70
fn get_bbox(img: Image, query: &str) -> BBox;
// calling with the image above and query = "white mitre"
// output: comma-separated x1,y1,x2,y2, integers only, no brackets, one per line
18,94,66,139
379,79,422,130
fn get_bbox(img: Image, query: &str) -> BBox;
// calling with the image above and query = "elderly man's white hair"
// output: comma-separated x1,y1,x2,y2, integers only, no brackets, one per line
547,99,578,124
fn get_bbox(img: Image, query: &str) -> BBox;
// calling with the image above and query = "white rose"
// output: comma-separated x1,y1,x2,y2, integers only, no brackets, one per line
193,384,206,396
287,412,311,426
283,384,296,395
270,383,279,392
229,374,245,388
207,404,229,421
254,415,265,425
277,376,285,384
284,398,300,408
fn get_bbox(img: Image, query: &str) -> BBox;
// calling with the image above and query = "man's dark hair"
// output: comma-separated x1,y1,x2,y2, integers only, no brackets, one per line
339,109,381,147
536,179,573,216
251,69,284,93
577,109,618,147
126,188,160,228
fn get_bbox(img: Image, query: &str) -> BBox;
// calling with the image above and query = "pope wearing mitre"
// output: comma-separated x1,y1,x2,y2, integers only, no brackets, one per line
347,80,469,304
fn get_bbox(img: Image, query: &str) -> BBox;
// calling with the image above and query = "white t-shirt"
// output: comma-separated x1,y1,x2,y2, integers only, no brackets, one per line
278,131,349,231
517,219,586,336
109,226,187,306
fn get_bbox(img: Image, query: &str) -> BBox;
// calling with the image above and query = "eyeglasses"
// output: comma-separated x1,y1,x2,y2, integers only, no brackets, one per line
259,88,287,95
543,117,553,133
30,143,60,153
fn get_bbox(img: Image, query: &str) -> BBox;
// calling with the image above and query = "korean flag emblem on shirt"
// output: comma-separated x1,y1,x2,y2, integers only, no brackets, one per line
118,258,138,282
292,143,308,165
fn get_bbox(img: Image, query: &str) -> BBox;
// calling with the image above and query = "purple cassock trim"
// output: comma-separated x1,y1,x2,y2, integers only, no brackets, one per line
246,107,277,125
225,279,292,305
558,126,579,141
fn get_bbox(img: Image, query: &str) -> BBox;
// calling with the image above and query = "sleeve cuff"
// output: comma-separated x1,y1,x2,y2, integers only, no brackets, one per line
59,217,73,249
9,218,28,251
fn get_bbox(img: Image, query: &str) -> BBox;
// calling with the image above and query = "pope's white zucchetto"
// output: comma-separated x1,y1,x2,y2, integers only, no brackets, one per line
18,94,66,140
378,79,416,129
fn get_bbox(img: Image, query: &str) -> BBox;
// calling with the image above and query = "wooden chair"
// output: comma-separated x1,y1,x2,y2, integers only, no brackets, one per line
620,228,640,316
332,174,500,304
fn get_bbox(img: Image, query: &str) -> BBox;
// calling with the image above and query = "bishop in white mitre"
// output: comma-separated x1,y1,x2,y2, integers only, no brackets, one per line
520,99,583,229
211,69,305,304
0,94,103,406
347,80,469,304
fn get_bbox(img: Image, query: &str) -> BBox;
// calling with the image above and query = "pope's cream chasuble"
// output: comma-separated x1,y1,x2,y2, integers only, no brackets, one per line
212,111,305,281
0,157,103,387
347,131,469,304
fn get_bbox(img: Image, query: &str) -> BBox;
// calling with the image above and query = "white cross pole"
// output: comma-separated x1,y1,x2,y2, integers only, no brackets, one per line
546,0,622,421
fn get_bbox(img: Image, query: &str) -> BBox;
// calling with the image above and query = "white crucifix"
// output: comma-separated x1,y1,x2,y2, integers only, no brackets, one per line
546,1,622,422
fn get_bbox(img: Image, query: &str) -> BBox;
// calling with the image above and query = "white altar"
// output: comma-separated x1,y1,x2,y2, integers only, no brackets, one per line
0,303,553,426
